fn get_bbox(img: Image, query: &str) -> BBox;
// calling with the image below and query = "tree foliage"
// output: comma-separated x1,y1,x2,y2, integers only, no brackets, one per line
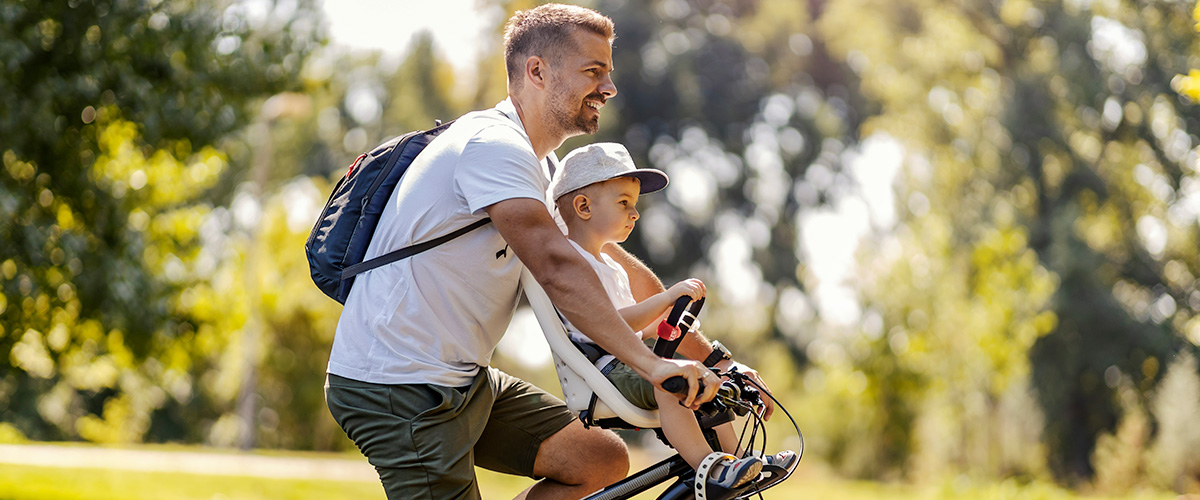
0,0,320,443
816,0,1200,483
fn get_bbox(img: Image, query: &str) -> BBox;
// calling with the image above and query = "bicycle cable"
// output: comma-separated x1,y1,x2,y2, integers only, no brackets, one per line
717,367,805,499
743,374,804,499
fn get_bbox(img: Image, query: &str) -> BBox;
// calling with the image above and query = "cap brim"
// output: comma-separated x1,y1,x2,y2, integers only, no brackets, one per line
617,169,669,194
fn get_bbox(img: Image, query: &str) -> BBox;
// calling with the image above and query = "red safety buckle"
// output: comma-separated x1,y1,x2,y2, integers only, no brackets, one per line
657,320,681,341
346,153,367,176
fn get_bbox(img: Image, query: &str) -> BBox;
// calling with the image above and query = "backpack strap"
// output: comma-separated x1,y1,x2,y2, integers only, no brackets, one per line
340,218,492,279
338,108,531,280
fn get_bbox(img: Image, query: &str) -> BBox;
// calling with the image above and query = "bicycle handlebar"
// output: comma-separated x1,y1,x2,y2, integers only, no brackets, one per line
661,372,756,418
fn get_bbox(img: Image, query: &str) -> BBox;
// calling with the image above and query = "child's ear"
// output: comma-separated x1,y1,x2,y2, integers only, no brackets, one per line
573,194,592,220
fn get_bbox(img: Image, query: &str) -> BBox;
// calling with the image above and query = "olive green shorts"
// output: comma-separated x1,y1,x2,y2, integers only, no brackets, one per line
325,368,576,500
605,361,659,410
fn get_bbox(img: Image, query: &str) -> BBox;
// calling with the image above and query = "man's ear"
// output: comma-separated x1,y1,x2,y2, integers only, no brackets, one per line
525,56,547,90
572,194,592,220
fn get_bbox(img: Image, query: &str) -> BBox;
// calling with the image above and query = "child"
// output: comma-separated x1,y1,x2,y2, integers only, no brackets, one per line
549,142,783,491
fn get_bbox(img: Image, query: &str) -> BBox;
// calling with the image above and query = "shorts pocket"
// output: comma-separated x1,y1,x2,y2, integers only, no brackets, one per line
326,384,417,469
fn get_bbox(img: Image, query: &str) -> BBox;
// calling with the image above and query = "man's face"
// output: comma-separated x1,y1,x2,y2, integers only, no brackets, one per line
545,29,618,137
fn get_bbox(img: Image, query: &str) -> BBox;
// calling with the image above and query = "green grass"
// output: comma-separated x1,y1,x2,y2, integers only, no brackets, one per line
0,464,383,500
1,464,1178,500
0,462,801,500
0,444,1181,500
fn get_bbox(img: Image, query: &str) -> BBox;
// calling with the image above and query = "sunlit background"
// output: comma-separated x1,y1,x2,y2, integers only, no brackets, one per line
3,0,1200,498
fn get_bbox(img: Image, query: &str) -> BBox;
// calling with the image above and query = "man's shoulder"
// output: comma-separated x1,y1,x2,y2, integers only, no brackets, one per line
420,109,532,169
451,113,540,166
454,108,526,140
443,112,528,156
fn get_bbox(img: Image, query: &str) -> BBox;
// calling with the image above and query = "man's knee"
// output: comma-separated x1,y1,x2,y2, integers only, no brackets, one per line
535,423,629,486
582,429,630,483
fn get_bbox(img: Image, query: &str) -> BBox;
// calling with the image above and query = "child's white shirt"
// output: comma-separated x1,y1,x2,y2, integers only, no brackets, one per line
562,239,640,367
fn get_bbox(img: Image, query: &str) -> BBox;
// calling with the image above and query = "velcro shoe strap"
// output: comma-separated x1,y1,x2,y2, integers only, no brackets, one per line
694,452,736,500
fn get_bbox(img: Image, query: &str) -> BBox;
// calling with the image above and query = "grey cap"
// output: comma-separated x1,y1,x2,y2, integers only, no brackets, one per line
551,143,669,201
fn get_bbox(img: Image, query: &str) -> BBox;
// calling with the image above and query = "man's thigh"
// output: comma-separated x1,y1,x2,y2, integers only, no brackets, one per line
325,373,493,500
472,367,576,477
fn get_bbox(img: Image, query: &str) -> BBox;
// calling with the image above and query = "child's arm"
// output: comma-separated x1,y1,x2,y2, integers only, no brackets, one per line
618,278,705,332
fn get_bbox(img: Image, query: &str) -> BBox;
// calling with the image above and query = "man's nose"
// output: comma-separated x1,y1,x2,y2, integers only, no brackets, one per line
599,73,617,99
630,208,639,221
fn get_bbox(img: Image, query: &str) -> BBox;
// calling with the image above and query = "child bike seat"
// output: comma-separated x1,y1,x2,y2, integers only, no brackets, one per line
520,269,661,429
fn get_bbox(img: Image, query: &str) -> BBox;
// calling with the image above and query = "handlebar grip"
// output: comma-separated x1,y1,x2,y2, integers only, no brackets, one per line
661,376,689,395
661,376,741,404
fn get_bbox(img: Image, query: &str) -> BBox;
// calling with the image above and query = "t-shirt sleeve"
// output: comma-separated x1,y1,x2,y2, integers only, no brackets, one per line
455,124,546,215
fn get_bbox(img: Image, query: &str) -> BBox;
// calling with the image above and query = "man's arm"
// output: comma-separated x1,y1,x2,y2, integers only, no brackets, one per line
487,199,719,407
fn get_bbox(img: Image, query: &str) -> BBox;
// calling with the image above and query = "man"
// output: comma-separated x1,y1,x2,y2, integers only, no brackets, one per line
324,4,771,499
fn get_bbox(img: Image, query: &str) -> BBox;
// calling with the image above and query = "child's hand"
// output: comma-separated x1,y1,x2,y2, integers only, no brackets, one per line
667,278,706,301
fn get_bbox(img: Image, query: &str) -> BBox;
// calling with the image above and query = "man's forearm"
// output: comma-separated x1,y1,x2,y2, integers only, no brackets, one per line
676,328,715,361
534,247,662,373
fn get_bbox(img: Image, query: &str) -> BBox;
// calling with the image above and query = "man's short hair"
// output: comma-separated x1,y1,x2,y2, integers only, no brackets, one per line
503,3,615,91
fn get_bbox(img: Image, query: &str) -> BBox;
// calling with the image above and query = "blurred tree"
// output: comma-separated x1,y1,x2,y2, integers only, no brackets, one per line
1146,352,1200,492
383,32,462,133
1174,2,1200,101
817,0,1200,483
0,0,320,443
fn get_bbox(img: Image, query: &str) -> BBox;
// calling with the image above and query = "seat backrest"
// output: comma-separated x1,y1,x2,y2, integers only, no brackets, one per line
519,269,661,429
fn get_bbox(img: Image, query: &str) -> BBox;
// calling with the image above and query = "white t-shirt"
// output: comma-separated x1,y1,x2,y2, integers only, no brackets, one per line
328,99,559,387
562,240,640,367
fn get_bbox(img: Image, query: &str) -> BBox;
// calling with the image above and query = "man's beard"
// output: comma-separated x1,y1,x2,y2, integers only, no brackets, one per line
550,90,603,136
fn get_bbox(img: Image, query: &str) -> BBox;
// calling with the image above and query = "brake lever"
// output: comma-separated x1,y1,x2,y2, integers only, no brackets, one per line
713,367,762,412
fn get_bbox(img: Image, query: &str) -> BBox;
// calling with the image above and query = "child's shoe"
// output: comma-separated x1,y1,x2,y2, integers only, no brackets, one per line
748,449,798,490
694,452,762,499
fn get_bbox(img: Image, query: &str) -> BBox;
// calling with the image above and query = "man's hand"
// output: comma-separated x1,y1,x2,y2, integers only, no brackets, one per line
642,358,721,409
716,359,775,421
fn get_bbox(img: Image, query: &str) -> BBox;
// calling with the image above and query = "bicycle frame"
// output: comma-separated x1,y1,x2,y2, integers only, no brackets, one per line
583,429,723,500
582,453,694,500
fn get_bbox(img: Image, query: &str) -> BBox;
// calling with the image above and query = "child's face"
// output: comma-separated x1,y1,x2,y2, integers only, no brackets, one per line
589,177,641,243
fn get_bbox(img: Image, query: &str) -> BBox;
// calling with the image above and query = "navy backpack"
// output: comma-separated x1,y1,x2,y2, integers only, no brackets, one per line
305,119,491,303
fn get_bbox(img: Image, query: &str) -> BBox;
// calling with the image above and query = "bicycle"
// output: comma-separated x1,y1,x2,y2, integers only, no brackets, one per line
520,270,804,500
